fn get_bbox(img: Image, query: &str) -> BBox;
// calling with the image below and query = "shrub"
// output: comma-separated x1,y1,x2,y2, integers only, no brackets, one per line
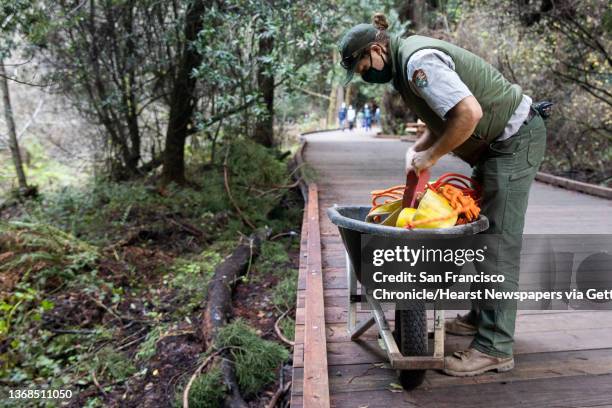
215,319,289,398
182,367,226,408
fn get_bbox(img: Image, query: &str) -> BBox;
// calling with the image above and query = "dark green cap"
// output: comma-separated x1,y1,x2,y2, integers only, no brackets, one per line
338,23,378,86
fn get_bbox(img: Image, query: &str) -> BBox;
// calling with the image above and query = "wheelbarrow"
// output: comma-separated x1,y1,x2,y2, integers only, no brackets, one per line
326,173,488,389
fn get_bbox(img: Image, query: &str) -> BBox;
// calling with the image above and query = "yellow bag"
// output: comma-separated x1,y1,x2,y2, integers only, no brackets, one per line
412,189,458,229
366,190,457,229
366,199,403,226
396,207,417,228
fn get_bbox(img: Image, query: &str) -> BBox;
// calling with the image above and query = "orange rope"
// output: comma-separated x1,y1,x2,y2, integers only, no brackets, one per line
428,173,481,201
370,185,405,209
369,173,481,228
439,185,480,222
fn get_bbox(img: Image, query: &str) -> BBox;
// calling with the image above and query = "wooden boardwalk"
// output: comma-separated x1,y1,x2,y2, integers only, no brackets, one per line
291,129,612,407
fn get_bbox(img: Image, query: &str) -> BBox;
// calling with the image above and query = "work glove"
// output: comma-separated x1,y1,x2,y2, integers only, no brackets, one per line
405,147,417,174
405,147,437,175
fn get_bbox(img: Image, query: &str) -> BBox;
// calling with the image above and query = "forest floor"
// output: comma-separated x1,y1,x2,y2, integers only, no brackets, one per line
0,140,301,407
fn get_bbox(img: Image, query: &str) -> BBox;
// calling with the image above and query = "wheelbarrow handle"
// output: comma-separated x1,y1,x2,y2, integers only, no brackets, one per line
402,169,430,209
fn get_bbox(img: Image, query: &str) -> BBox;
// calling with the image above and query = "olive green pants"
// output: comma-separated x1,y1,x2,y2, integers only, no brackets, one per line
466,113,547,358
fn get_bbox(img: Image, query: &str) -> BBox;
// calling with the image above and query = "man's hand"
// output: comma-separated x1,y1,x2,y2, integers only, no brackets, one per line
406,126,438,174
405,147,439,174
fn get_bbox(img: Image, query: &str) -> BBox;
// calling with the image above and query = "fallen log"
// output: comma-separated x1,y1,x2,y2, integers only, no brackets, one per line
201,229,268,408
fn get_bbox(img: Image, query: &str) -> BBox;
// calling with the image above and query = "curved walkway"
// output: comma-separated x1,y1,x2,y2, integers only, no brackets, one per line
291,128,612,407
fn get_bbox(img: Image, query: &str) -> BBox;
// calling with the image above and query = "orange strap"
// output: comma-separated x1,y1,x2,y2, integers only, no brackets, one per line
369,173,481,228
406,184,480,228
370,185,405,210
428,173,481,201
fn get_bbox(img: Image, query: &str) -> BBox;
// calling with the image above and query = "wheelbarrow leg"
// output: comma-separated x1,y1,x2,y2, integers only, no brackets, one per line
346,251,357,332
346,250,375,339
365,294,402,363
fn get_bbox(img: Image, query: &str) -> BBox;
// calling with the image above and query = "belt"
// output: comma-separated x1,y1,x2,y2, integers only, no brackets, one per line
524,106,538,125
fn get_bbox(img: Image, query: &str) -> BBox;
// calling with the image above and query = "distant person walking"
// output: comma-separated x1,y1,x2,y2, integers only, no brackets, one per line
338,102,347,129
347,105,356,130
375,107,381,126
364,104,372,131
357,109,365,129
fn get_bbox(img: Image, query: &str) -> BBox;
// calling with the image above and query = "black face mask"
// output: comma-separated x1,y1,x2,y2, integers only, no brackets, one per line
362,52,393,83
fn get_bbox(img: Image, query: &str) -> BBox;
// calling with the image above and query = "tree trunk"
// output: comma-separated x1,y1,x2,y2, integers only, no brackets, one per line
253,34,275,147
203,230,268,408
336,84,344,113
326,85,337,128
326,52,339,127
0,59,28,191
344,84,353,107
121,3,141,174
396,0,427,32
161,0,206,184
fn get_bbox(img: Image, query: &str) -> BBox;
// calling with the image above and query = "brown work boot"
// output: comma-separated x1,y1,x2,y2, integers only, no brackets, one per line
445,313,477,336
443,348,514,377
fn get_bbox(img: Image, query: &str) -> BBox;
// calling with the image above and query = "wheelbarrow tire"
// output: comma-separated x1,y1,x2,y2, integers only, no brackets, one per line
394,308,427,390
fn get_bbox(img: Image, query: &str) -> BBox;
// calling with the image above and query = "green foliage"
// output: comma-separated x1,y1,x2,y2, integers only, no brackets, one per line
216,319,289,398
0,220,128,396
8,1,187,178
135,326,164,362
20,181,213,244
181,367,226,408
447,0,611,185
192,0,340,135
258,241,291,275
1,133,300,406
18,182,153,242
13,137,294,247
0,0,41,58
3,0,347,183
163,250,223,316
278,316,295,342
169,253,220,291
271,271,298,312
91,346,136,383
1,220,97,254
196,138,291,232
0,221,98,270
0,142,84,194
256,239,298,311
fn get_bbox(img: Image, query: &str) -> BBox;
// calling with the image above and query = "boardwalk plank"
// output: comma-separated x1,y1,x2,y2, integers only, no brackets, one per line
291,130,612,408
302,185,330,407
293,348,612,395
293,374,612,408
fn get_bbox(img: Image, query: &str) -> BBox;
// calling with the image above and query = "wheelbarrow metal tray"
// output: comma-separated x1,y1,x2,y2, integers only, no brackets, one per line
327,205,489,286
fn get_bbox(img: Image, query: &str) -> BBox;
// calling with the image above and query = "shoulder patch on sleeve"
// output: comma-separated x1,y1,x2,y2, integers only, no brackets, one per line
412,69,428,88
